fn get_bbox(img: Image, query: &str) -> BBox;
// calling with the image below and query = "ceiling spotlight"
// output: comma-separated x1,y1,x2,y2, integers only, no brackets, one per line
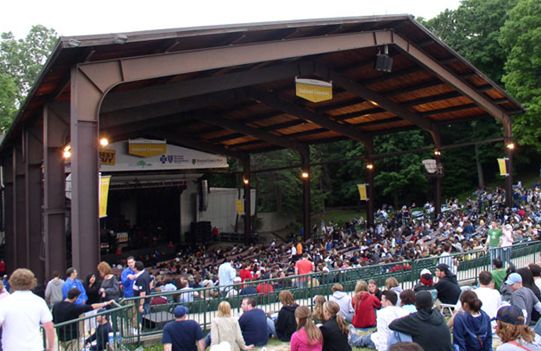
375,45,393,73
63,145,72,159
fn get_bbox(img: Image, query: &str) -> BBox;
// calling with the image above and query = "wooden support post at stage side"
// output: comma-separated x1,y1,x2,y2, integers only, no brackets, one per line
13,141,28,269
503,116,513,208
2,155,15,273
24,127,44,283
300,148,311,239
242,156,252,244
43,105,68,280
365,138,375,229
432,129,443,218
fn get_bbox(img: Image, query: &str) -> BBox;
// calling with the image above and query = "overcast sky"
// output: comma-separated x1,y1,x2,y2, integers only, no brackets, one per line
1,0,461,38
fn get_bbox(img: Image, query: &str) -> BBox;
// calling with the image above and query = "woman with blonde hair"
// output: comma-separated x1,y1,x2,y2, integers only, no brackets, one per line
210,301,254,351
385,277,403,306
97,261,120,302
276,290,299,341
351,280,381,328
494,305,540,350
312,295,326,324
290,305,323,351
320,301,351,351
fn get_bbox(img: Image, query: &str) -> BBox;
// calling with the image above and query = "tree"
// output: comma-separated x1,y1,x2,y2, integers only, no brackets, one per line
0,25,57,131
499,0,541,151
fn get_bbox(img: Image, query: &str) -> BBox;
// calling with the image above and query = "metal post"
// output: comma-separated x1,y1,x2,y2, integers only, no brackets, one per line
300,148,311,239
13,141,28,268
503,117,513,208
43,105,68,279
2,156,15,273
242,155,252,243
24,127,44,283
365,138,375,229
432,130,442,218
70,67,101,276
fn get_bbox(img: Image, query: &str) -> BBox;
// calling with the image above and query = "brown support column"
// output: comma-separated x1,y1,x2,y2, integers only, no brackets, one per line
2,155,15,273
43,105,68,279
70,67,101,276
503,116,514,208
432,130,443,218
365,138,375,229
13,141,28,268
242,156,252,243
24,127,44,283
300,148,311,239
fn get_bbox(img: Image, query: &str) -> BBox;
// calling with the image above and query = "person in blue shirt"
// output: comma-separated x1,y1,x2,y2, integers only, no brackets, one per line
121,256,136,298
162,306,205,351
452,290,492,351
62,267,87,305
238,297,270,347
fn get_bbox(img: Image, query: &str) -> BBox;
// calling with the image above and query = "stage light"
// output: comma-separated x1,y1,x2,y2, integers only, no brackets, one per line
301,171,310,179
506,142,515,150
366,163,374,170
243,177,249,185
63,145,71,159
434,149,441,156
375,45,393,73
99,137,109,147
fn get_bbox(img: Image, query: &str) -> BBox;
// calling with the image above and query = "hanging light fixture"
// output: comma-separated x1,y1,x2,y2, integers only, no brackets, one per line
374,45,393,73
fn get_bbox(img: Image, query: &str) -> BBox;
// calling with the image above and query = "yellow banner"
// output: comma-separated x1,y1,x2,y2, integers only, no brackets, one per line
235,199,244,215
295,78,333,103
128,142,166,157
99,175,111,218
357,183,368,201
498,158,508,176
99,149,116,166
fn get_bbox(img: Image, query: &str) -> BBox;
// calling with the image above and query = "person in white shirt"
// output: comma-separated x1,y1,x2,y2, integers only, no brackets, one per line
0,268,55,351
218,259,237,296
529,264,541,292
349,290,409,350
501,224,514,266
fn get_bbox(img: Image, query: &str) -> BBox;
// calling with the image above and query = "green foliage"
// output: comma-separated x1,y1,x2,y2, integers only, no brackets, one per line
0,25,57,131
499,0,541,151
424,0,517,83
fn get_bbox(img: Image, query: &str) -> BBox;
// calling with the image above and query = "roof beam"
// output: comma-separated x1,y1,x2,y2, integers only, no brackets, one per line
195,111,307,152
316,64,436,134
247,89,370,144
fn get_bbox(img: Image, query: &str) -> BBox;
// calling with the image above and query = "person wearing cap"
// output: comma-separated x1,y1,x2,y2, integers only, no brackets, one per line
434,263,461,304
414,269,434,292
506,272,541,325
494,305,541,351
162,306,205,351
388,290,453,351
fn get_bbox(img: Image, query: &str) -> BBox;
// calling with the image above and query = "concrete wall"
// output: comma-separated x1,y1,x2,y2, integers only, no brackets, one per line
258,212,295,232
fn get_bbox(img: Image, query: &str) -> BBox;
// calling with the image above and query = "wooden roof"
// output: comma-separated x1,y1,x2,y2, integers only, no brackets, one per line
1,15,523,155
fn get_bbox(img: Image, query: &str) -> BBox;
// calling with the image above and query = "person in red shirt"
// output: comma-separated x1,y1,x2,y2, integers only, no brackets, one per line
295,254,315,288
239,262,253,282
256,273,274,295
352,280,381,328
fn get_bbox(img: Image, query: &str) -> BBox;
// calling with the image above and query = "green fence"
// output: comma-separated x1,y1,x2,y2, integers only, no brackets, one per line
47,240,541,349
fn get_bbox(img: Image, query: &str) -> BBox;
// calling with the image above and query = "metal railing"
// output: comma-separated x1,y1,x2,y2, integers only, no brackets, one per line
48,240,541,349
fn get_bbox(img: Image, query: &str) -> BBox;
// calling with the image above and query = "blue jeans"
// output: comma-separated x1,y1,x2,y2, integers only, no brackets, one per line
502,247,512,266
349,332,375,348
489,247,503,264
388,331,413,346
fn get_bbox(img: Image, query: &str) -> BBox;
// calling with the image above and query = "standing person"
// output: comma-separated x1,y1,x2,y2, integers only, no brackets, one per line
52,288,113,351
487,221,503,264
218,258,236,296
452,290,492,351
97,261,120,302
133,261,152,315
162,306,205,351
238,297,269,347
84,273,101,305
121,256,136,298
434,264,461,304
320,301,351,351
44,271,65,308
275,290,299,341
0,268,55,351
351,280,381,329
295,253,314,288
389,291,453,351
62,267,88,305
501,224,514,266
329,283,354,322
210,301,254,351
350,290,409,351
494,305,541,351
290,306,323,351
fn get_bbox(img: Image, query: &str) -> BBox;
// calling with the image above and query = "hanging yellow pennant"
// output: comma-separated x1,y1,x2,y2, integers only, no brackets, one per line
497,158,508,176
99,175,111,218
235,199,245,215
357,184,368,201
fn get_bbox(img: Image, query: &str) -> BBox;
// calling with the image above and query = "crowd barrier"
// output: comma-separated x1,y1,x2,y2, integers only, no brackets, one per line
47,240,541,350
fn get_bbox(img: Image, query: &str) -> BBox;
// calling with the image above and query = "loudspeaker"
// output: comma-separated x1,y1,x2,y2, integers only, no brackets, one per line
199,179,208,211
375,54,393,73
